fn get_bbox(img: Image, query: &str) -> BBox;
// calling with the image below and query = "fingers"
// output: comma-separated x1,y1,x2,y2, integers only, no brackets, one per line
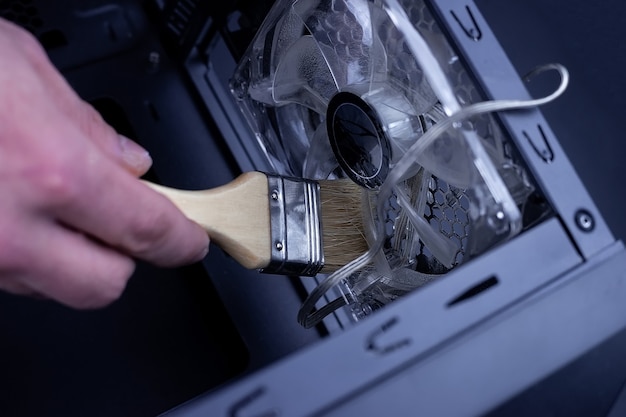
17,218,136,309
54,90,153,178
48,148,210,268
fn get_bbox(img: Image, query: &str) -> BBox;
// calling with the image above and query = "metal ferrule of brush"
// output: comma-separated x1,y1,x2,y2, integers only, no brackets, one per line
263,175,324,276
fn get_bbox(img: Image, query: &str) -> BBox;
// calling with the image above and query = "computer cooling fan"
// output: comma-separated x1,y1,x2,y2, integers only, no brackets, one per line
231,0,553,327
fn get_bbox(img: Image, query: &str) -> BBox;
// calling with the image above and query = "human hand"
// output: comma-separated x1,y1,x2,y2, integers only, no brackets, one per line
0,18,210,308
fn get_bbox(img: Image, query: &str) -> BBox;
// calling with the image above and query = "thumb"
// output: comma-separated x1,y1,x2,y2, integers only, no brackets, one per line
50,77,153,176
75,103,153,177
15,32,155,177
116,134,153,176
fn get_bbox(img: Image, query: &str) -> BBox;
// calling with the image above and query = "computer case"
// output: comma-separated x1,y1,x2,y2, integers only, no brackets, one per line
0,0,625,416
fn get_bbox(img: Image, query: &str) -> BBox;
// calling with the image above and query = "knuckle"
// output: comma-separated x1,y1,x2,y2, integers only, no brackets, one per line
29,161,82,209
125,210,174,257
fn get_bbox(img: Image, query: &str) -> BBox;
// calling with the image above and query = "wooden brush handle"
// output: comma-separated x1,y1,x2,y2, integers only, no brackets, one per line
143,172,271,270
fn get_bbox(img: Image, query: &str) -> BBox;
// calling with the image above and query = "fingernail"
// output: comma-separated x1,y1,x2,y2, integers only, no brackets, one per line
119,135,152,174
198,245,210,260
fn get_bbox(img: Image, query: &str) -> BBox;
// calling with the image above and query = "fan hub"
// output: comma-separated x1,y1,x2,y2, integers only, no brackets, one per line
326,91,392,189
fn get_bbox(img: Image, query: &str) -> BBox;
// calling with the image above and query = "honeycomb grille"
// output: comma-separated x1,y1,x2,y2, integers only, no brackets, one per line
0,0,42,32
423,176,470,267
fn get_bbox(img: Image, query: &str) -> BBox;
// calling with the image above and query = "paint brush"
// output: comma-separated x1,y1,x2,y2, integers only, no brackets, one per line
145,172,368,276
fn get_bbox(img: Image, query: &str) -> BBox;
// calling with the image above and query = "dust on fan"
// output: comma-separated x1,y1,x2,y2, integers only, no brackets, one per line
231,0,543,326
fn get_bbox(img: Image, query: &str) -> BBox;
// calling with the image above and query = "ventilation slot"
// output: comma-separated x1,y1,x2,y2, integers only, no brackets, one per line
447,276,499,307
164,0,198,39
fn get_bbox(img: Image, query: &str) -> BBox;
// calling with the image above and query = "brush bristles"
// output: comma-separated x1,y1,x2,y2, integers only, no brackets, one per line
319,179,369,273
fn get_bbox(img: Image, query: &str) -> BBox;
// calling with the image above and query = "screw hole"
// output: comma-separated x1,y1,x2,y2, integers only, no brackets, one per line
575,209,595,232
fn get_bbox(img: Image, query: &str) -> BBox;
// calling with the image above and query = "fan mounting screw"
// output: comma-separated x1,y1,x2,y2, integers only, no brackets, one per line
575,209,594,232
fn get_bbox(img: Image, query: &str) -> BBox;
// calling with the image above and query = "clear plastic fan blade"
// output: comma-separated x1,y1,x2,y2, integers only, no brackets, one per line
273,35,339,114
271,7,307,70
415,135,477,189
303,124,340,179
292,0,388,88
365,2,390,86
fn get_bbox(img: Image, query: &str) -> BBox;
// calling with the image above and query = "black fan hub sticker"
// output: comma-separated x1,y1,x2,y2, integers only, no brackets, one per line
327,91,391,189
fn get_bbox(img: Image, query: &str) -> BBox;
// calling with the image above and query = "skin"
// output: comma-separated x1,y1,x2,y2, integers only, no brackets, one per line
0,18,210,308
